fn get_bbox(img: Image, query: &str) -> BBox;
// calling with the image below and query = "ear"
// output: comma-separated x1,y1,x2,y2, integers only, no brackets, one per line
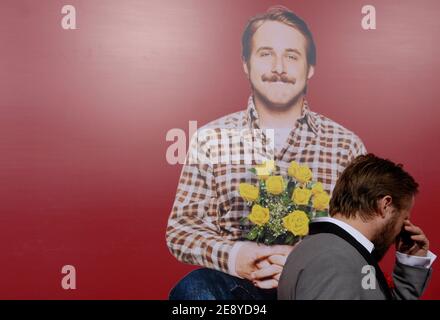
377,195,393,219
243,60,250,78
307,65,315,80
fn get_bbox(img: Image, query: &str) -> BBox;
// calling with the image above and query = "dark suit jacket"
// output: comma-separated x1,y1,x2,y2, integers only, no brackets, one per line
278,224,432,300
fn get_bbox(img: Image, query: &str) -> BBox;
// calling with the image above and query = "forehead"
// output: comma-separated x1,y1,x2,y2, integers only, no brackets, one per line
403,196,415,218
251,20,307,53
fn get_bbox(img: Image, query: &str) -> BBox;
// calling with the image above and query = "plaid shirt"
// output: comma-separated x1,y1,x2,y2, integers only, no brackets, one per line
166,97,366,274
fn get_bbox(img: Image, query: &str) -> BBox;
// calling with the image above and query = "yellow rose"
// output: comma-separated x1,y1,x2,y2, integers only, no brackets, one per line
293,165,313,184
283,210,309,236
292,187,313,205
255,160,275,180
313,191,330,211
311,182,324,195
239,183,259,202
288,161,300,178
266,176,285,195
249,204,270,226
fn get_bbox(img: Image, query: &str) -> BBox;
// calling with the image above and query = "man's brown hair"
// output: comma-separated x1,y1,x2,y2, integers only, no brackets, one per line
241,6,316,66
330,154,419,220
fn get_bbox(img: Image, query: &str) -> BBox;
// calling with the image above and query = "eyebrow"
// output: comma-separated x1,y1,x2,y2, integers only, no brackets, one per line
256,47,302,56
256,46,273,52
285,48,302,56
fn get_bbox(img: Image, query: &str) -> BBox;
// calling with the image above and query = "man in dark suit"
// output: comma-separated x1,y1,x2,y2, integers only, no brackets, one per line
278,154,436,299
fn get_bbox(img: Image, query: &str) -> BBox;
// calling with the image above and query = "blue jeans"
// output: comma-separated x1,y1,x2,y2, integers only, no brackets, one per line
169,268,277,300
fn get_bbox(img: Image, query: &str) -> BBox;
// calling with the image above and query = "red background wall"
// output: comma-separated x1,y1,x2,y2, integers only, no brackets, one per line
0,0,439,299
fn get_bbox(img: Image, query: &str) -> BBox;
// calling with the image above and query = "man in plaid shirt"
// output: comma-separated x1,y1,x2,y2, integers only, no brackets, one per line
166,6,366,300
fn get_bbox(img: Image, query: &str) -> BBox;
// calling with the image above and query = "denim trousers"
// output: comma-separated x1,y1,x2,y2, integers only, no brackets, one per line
169,268,277,300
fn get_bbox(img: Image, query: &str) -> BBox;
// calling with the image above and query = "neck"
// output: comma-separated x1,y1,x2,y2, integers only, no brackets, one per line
331,213,377,242
253,94,304,129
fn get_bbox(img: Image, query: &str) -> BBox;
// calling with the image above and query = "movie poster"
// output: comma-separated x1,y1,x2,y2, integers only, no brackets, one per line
1,0,439,301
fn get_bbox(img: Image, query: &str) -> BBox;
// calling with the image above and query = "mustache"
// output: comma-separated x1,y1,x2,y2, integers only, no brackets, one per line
261,73,296,84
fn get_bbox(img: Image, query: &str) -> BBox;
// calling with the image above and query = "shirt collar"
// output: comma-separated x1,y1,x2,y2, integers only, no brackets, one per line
246,95,319,135
312,216,375,253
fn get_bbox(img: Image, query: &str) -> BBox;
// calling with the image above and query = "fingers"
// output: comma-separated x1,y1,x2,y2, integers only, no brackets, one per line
411,234,429,248
255,244,294,260
411,234,427,242
256,259,271,269
404,220,424,235
254,246,272,260
272,244,295,255
268,254,287,267
406,243,419,254
237,242,294,281
253,278,278,289
254,255,286,284
251,264,282,280
405,221,428,246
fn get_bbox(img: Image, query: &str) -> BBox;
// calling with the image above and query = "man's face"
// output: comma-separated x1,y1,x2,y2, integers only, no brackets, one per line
372,197,414,261
243,21,314,109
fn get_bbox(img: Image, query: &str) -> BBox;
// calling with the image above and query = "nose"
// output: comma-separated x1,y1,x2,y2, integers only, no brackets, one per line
271,55,285,74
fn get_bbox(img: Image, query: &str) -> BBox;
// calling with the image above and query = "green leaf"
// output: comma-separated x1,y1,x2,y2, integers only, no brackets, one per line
285,233,300,246
249,168,257,174
263,231,277,245
246,227,259,240
315,211,329,218
287,180,296,196
264,238,274,245
285,232,294,243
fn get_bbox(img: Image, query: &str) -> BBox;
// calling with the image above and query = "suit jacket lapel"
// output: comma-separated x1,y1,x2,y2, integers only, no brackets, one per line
309,221,394,300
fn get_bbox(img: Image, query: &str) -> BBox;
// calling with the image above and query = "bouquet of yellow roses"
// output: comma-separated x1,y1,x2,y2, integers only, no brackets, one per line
239,160,330,245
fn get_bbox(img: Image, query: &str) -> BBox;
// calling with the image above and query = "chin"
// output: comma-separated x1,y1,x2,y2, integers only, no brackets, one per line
269,101,291,109
272,96,302,109
264,94,295,107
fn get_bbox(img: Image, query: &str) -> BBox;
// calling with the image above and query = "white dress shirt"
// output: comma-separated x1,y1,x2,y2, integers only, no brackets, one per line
313,217,437,269
227,216,436,278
